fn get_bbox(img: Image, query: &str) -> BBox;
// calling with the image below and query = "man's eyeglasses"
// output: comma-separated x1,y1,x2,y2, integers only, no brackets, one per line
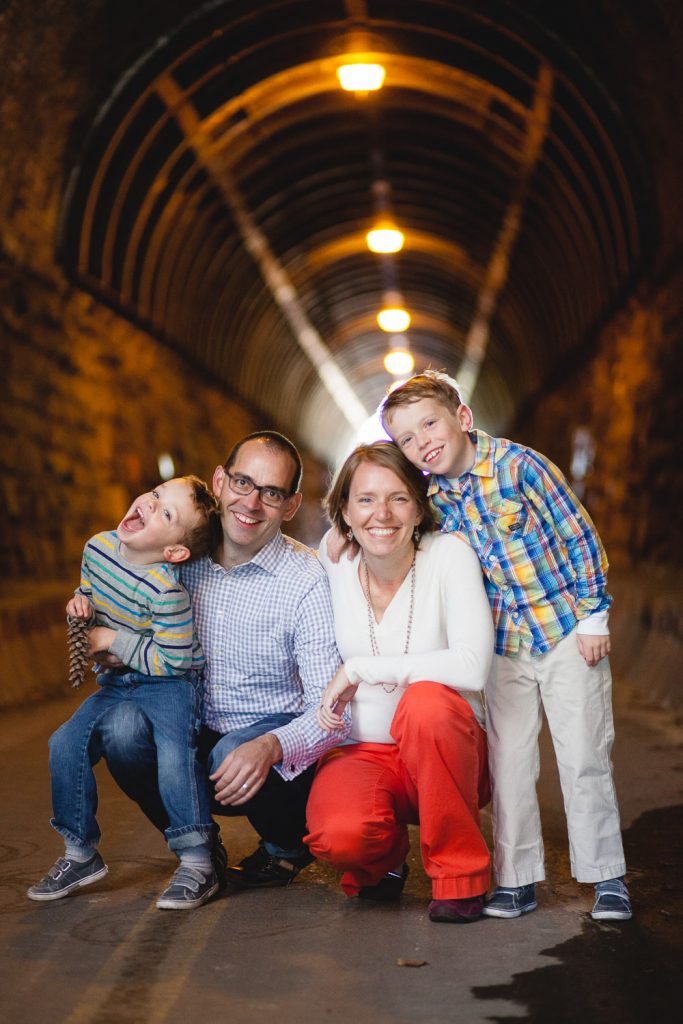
225,471,294,509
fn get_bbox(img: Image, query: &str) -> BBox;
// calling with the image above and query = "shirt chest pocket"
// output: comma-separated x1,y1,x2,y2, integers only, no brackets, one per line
489,499,534,538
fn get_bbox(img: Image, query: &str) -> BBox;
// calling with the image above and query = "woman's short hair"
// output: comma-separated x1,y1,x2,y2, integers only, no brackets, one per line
325,441,436,545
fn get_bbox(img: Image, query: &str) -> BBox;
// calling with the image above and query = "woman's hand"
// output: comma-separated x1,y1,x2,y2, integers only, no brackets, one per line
317,666,358,732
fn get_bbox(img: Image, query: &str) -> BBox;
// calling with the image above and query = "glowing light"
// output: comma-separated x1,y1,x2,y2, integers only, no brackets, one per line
336,63,386,92
377,307,411,332
157,452,175,480
384,349,415,375
366,226,405,254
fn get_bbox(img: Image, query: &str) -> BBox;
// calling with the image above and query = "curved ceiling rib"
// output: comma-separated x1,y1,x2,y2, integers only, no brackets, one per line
59,0,653,462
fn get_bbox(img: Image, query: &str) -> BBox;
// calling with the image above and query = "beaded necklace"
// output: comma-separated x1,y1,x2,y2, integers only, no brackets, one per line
362,552,416,693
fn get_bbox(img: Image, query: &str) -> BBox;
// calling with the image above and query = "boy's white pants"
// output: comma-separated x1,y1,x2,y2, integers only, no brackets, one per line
486,629,626,887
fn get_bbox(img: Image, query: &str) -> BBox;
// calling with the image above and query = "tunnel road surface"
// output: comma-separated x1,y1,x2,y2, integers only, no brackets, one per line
1,684,681,1024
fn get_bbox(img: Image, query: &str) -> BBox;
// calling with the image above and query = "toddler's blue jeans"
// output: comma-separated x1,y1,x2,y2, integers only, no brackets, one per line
49,671,215,852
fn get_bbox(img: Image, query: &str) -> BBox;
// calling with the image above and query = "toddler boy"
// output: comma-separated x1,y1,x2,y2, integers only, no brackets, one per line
379,370,631,921
28,476,222,911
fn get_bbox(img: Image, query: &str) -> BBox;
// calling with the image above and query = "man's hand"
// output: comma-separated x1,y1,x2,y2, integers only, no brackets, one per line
317,666,358,732
577,633,611,667
326,527,359,564
210,733,283,806
66,594,95,620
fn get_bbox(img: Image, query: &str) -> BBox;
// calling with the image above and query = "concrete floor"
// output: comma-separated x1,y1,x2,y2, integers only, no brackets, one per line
1,684,681,1024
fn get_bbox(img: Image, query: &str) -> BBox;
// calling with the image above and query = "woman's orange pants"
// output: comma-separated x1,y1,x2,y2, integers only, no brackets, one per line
305,682,491,899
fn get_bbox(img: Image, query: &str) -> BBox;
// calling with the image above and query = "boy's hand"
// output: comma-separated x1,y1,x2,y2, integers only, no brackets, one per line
317,666,358,732
577,633,611,667
327,527,359,564
88,626,117,658
66,595,95,620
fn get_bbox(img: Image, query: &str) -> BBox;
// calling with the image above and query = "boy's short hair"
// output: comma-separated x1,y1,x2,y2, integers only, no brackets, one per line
325,441,436,544
181,475,221,559
381,370,464,432
223,430,303,494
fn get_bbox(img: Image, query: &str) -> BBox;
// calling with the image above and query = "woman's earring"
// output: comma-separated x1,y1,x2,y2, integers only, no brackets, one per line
413,527,420,543
346,528,354,542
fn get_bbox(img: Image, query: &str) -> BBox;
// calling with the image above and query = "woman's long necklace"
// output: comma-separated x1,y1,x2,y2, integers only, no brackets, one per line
362,552,416,693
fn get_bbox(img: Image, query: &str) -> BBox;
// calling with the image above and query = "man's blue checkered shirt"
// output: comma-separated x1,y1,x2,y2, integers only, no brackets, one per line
181,531,346,779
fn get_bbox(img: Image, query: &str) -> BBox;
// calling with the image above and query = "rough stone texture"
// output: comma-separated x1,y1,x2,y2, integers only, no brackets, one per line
514,265,683,710
0,0,330,707
516,263,683,570
609,568,683,711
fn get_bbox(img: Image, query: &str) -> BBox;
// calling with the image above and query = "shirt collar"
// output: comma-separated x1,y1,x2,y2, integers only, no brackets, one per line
209,530,286,576
427,429,496,495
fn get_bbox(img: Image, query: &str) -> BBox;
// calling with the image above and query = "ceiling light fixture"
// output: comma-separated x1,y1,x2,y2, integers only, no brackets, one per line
336,63,386,92
377,306,411,332
366,224,405,253
384,347,415,376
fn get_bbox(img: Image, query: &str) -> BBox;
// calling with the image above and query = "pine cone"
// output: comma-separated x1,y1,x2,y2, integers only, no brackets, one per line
67,616,91,689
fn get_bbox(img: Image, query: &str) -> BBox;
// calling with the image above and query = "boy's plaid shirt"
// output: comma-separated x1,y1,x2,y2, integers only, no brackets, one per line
428,430,611,656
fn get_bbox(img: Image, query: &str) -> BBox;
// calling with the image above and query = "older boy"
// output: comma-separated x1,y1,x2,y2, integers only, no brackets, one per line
28,476,222,911
380,371,631,921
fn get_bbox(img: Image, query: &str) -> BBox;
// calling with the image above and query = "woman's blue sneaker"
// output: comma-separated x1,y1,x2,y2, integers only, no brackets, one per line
482,884,537,918
591,878,632,921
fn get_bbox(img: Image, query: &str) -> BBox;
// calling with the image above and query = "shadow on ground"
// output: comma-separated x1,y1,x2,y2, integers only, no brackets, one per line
472,804,683,1023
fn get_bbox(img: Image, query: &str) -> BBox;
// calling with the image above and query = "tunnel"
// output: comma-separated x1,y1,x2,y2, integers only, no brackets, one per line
2,0,680,705
1,2,682,1021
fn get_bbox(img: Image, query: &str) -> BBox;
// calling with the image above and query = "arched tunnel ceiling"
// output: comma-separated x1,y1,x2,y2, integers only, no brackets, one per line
59,0,655,463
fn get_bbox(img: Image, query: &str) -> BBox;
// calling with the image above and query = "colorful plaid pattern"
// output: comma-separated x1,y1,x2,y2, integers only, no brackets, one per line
181,532,346,779
428,431,612,656
77,531,203,676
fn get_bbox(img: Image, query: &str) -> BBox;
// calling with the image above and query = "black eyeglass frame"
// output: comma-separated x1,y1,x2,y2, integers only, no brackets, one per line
225,470,295,508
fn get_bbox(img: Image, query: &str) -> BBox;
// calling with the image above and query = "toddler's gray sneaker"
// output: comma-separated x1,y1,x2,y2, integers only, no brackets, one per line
27,853,108,901
156,864,219,910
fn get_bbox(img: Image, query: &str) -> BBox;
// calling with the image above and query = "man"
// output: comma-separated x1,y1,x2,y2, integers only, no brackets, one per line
97,431,347,908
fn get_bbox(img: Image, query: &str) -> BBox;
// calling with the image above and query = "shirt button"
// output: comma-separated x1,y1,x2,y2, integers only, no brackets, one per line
290,764,296,773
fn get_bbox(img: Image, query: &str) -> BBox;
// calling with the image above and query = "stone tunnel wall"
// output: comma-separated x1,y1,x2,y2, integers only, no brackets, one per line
0,1,333,708
0,259,332,709
514,263,683,712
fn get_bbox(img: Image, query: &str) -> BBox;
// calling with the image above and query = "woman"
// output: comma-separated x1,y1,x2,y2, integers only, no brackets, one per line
305,441,494,923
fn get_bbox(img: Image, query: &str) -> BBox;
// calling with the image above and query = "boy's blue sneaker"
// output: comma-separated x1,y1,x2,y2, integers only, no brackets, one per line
156,864,220,910
482,884,537,918
591,878,632,921
27,853,108,901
